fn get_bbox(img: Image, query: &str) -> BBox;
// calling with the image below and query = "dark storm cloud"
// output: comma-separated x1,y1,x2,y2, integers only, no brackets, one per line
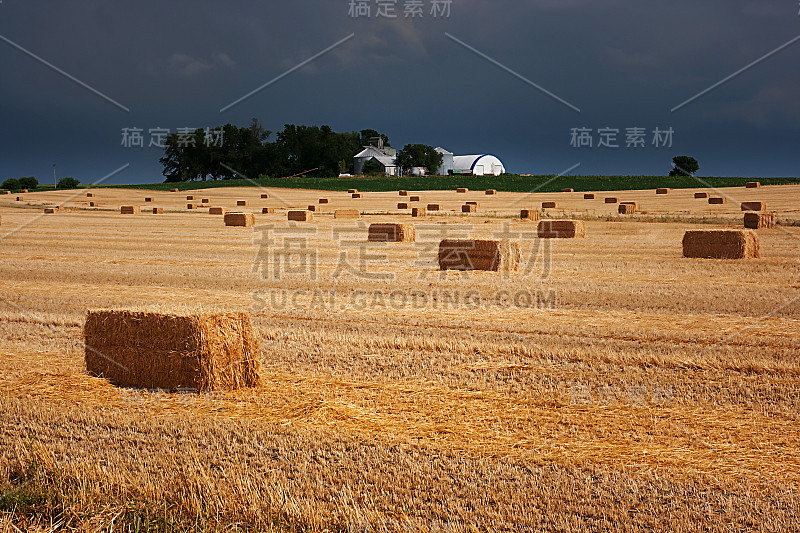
0,0,798,183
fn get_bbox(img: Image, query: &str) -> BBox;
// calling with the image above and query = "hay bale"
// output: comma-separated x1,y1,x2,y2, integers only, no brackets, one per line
21,189,29,194
427,204,441,211
352,193,363,199
43,208,57,214
740,201,766,211
16,196,23,201
656,188,670,195
410,196,421,202
201,198,210,204
348,189,359,195
397,203,410,209
708,197,727,205
368,223,416,242
462,204,477,213
187,204,198,210
466,201,480,206
84,309,262,391
261,207,275,214
319,198,329,204
542,202,559,209
412,207,427,218
171,188,179,193
618,203,636,214
694,192,710,199
237,200,248,207
584,193,596,199
537,220,586,239
485,189,497,195
456,188,469,193
89,202,96,207
152,208,164,214
334,209,360,219
288,210,313,222
186,195,195,201
209,207,227,215
604,197,619,204
145,197,153,203
521,209,540,221
438,239,521,272
224,212,255,227
398,190,408,196
120,206,140,215
620,201,640,210
682,230,760,259
744,212,774,229
745,182,761,188
86,192,94,197
261,193,271,199
307,205,318,212
561,188,574,193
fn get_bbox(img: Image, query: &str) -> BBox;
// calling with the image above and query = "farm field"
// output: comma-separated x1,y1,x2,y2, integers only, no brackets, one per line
1,184,799,531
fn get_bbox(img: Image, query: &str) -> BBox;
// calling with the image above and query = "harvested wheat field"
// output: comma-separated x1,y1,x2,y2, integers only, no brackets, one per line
1,185,800,531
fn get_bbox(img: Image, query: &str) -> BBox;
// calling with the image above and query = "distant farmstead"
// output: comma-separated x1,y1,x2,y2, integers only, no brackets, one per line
354,139,505,176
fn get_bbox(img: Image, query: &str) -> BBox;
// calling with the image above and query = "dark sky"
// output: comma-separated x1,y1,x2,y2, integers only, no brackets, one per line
1,0,798,184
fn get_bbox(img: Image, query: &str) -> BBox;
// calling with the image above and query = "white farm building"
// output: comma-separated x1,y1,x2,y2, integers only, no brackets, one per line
354,140,505,177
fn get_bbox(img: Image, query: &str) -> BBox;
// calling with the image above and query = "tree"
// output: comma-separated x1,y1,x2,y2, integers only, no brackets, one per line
359,129,390,148
361,159,383,175
57,177,80,189
19,176,39,190
670,155,699,176
2,178,20,191
396,144,443,176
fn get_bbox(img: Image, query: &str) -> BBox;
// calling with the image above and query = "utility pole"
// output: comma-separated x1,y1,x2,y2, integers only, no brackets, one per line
53,164,56,189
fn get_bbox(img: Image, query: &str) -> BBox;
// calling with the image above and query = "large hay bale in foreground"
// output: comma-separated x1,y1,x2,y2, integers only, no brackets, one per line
708,197,727,205
438,239,521,272
84,309,262,391
538,220,586,238
288,210,313,222
744,212,775,229
656,188,670,195
412,207,427,218
745,182,761,188
120,206,140,215
224,212,255,227
521,209,540,221
618,203,636,214
682,230,760,259
740,202,766,211
368,223,416,242
542,201,559,209
694,192,710,199
209,207,227,215
334,209,360,219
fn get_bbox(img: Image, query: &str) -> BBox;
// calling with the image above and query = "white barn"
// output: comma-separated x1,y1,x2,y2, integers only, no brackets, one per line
451,154,505,176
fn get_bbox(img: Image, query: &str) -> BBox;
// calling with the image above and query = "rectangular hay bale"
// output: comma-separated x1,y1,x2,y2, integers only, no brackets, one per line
462,204,477,213
89,202,96,207
682,230,760,259
145,198,153,202
152,208,163,214
43,208,57,214
261,193,271,199
86,192,94,197
537,220,586,238
201,198,210,204
740,202,766,211
542,202,559,209
397,203,410,209
209,207,227,215
398,190,408,196
288,210,313,222
744,212,774,229
186,195,195,201
334,209,360,219
84,309,262,391
426,204,441,211
319,198,329,204
120,206,140,214
485,189,497,195
307,205,318,212
708,197,727,205
456,188,469,193
368,223,416,243
656,188,670,195
438,239,521,272
584,193,596,199
237,200,248,207
224,212,255,227
409,196,421,202
348,189,359,194
170,188,179,193
618,204,636,214
352,193,363,199
261,207,275,214
521,209,540,221
604,197,619,204
745,182,761,189
562,188,574,193
412,207,427,218
694,192,710,199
